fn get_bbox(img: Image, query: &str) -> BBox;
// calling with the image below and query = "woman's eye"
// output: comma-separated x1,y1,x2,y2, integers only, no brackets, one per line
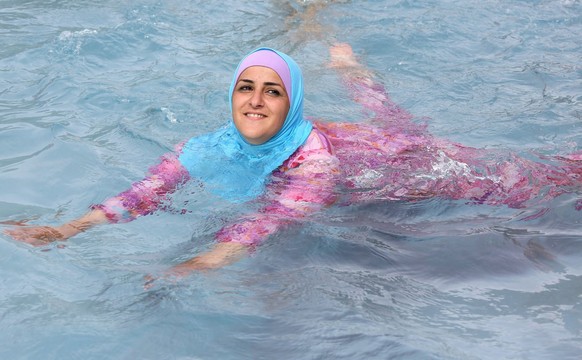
238,85,252,91
267,89,281,96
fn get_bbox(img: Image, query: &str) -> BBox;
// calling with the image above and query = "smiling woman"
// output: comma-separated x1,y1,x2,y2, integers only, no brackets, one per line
5,46,338,284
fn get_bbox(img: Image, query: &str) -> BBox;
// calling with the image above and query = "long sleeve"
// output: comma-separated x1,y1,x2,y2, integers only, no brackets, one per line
93,144,191,223
346,75,425,136
215,128,340,246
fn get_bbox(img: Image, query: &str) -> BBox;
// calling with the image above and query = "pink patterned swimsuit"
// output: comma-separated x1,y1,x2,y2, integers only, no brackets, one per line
95,78,582,245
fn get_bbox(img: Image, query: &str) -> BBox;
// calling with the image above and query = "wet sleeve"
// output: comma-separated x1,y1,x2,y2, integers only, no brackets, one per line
343,75,416,132
215,139,340,246
92,144,191,223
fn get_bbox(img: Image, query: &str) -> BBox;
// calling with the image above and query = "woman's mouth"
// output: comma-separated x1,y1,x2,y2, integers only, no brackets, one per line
245,113,266,119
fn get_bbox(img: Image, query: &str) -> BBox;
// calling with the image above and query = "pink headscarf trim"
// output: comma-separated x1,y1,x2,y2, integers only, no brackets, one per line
234,49,293,103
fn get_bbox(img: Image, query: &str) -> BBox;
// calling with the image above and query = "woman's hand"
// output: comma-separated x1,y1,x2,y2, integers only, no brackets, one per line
3,209,109,247
144,242,248,289
328,43,359,68
328,43,373,85
4,225,69,247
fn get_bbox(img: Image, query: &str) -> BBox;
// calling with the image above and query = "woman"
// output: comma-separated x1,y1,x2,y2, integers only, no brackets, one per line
5,46,339,280
5,44,582,281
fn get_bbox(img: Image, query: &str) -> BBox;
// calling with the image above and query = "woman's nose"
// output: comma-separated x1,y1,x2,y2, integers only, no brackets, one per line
250,91,264,108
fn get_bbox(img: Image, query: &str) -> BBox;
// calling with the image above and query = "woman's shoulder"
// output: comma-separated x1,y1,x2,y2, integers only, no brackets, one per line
300,127,334,154
281,127,336,171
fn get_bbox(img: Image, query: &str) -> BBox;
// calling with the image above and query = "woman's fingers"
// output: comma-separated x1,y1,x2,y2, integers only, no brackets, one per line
143,269,186,290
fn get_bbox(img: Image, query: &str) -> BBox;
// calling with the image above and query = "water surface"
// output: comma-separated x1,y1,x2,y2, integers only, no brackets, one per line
1,1,581,359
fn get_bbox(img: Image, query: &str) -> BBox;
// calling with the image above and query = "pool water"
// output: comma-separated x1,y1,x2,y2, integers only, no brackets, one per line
1,0,582,359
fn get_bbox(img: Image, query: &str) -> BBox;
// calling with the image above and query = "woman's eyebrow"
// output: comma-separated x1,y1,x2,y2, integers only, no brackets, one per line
264,81,283,87
238,78,283,87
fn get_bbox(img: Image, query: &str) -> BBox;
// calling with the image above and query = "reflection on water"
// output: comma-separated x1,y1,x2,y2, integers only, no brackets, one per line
1,0,581,359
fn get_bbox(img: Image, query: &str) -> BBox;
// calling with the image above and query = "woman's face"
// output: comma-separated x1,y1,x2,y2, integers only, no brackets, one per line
232,66,290,145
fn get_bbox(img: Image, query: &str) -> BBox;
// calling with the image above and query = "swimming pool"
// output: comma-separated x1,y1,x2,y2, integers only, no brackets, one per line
1,0,581,359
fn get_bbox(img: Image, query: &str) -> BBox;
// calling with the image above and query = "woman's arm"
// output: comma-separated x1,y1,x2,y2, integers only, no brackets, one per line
92,149,190,223
5,145,190,246
329,43,417,132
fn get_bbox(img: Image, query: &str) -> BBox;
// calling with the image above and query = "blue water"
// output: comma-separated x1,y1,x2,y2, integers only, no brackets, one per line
1,1,582,359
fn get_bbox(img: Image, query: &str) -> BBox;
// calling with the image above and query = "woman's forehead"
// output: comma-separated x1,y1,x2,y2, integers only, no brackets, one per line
237,66,285,86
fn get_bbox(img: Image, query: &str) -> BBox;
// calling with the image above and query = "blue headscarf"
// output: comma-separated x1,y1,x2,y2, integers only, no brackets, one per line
178,48,313,202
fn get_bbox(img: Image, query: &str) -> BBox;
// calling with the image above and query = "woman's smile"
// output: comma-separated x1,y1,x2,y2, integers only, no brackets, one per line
245,112,267,119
